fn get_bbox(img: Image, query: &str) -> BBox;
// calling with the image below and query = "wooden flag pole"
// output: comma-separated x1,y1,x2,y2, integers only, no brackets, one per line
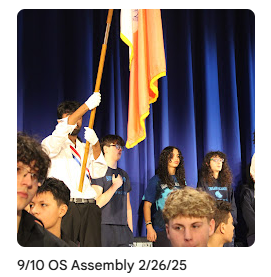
78,9,114,192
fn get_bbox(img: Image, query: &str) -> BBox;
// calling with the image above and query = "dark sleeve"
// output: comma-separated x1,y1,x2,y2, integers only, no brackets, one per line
142,175,158,203
124,171,131,193
241,188,255,236
229,187,238,225
91,176,105,188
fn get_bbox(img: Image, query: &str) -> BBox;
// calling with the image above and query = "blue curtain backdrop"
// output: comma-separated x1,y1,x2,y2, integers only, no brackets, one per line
17,9,255,241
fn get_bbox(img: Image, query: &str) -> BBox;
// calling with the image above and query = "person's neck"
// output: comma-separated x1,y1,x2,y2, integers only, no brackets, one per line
208,234,224,247
105,157,118,169
213,171,219,179
168,166,176,176
17,210,22,233
68,134,77,146
47,221,61,239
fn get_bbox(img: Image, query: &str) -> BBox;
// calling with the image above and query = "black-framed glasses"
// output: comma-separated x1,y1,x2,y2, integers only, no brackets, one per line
17,166,44,186
109,144,124,150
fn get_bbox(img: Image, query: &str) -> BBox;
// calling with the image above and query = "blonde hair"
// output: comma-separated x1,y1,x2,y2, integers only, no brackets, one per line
163,187,216,223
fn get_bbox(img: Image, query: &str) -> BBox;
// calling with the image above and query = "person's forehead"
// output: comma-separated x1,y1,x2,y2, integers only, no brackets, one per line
227,213,233,223
172,148,179,154
171,215,207,225
17,161,38,172
33,191,55,202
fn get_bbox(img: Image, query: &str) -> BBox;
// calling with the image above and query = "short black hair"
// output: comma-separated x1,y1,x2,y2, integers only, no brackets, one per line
57,101,81,119
37,177,70,207
100,134,125,154
17,132,51,183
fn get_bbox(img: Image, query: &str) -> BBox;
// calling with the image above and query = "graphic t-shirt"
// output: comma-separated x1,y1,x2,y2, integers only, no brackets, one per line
143,175,184,232
197,177,237,224
92,167,131,225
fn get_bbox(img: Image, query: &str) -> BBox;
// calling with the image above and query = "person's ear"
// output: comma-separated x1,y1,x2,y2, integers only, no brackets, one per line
59,204,68,218
220,223,226,235
165,223,170,240
209,218,215,237
103,145,109,154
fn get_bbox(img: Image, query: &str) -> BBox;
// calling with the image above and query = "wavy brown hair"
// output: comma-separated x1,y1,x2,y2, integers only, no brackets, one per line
156,146,186,189
200,151,232,187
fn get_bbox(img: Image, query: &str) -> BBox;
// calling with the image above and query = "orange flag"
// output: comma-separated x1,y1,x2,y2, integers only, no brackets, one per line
121,9,166,148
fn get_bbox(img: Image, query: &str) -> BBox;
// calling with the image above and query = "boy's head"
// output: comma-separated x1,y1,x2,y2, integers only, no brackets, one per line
57,101,82,136
163,187,216,247
57,101,81,119
100,135,125,161
30,178,70,233
211,200,234,245
17,132,51,212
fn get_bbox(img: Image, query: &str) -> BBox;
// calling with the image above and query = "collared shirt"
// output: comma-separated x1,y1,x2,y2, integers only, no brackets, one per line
18,210,69,247
42,117,107,199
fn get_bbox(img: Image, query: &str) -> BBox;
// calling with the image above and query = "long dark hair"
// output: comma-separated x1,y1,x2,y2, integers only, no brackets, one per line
156,146,186,189
200,151,232,187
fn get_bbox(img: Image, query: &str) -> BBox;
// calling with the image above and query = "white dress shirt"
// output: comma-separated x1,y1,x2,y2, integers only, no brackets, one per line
42,117,107,199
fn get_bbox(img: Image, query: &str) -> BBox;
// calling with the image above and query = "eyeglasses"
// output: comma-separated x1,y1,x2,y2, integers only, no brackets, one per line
109,144,124,150
17,166,44,186
210,158,224,163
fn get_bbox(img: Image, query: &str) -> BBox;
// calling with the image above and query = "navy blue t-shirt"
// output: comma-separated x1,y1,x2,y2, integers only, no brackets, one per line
143,175,183,232
197,177,237,225
92,167,131,225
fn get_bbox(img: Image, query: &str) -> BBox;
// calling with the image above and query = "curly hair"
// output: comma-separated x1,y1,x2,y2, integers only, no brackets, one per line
156,146,186,189
17,132,51,183
200,151,232,187
163,187,216,224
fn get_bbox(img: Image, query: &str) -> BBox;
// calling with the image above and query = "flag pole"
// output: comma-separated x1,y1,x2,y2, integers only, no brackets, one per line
78,9,114,192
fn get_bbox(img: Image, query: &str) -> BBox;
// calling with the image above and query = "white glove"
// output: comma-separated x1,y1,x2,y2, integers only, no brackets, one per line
85,92,101,110
84,127,99,145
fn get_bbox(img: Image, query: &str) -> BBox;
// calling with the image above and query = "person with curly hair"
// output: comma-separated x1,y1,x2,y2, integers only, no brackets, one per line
197,151,237,246
17,132,68,246
142,146,186,247
162,187,216,247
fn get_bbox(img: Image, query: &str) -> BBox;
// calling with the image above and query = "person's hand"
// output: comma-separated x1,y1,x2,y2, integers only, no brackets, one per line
112,174,123,190
84,127,98,145
146,225,157,242
85,92,101,110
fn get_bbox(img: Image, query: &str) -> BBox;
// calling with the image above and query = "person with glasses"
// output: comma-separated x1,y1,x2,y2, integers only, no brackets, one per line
142,146,186,246
17,132,68,246
91,135,134,247
41,93,108,247
197,151,237,246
